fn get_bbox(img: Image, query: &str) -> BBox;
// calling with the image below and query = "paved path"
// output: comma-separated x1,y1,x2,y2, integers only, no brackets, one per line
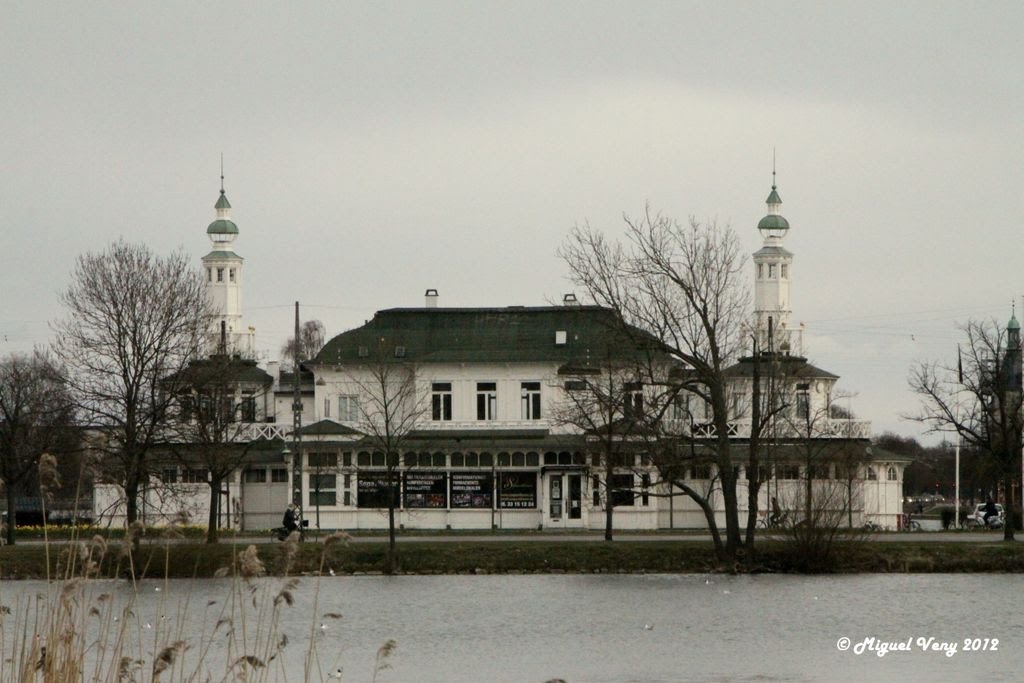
240,530,1022,544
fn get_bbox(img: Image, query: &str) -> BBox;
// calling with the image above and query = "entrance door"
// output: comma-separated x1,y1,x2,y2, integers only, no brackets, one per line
545,472,584,528
548,474,564,521
567,474,582,520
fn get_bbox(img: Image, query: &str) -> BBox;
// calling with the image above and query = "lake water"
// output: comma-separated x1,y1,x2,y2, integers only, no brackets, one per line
2,573,1023,682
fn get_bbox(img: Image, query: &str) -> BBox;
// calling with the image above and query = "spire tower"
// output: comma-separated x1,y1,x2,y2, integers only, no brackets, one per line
752,164,799,355
201,167,255,356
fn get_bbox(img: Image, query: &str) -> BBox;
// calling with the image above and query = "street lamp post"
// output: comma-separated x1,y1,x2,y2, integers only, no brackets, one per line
291,302,303,528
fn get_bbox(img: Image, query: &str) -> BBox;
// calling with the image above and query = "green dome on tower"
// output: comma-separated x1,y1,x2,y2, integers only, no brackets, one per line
757,214,790,231
207,218,239,235
1008,313,1020,331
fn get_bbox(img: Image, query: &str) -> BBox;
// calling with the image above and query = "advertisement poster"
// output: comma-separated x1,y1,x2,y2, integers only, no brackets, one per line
357,472,399,508
451,472,493,508
404,472,448,508
498,472,537,509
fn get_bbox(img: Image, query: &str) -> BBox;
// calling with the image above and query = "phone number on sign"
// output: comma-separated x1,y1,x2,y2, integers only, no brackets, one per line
835,636,999,657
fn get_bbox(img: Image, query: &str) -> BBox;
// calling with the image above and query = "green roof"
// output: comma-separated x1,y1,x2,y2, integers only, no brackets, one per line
164,355,273,386
202,250,243,261
313,306,667,366
1009,314,1020,331
297,419,363,437
215,191,231,210
724,355,839,380
765,188,782,205
207,219,239,235
757,214,790,231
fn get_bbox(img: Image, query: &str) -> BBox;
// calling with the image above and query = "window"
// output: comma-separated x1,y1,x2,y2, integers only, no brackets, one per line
217,267,224,282
309,474,336,506
477,382,497,420
780,264,788,278
161,468,178,483
342,451,352,467
271,468,288,483
240,392,256,422
324,397,331,418
867,467,878,481
624,382,643,418
796,384,810,420
360,450,387,466
564,380,587,391
182,468,208,483
243,468,266,483
768,264,775,278
777,464,800,480
207,268,213,282
731,392,746,419
521,382,541,420
757,263,763,279
887,466,898,481
308,452,338,468
641,473,651,506
691,463,713,480
432,382,453,421
229,268,236,282
593,475,601,506
610,473,634,507
338,395,359,422
810,464,830,479
672,393,690,421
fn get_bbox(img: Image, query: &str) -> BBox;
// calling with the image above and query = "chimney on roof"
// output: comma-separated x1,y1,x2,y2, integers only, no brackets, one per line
563,293,579,306
425,288,439,308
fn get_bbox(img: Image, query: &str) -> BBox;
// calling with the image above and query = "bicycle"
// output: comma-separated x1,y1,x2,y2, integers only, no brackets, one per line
899,514,921,532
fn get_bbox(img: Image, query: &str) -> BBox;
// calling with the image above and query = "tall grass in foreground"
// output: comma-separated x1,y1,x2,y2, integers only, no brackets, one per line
0,527,396,681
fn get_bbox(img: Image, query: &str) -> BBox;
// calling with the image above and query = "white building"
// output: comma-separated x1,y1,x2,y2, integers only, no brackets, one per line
94,176,906,531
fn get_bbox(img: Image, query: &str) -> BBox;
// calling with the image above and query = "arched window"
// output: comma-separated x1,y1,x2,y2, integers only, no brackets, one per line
886,466,897,481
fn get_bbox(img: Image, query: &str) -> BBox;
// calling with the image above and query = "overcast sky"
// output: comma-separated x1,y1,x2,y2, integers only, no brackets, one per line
3,2,1023,443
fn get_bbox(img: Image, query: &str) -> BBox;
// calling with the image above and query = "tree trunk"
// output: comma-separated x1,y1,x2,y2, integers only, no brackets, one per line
206,475,221,544
676,480,724,557
1004,476,1016,542
386,472,398,574
604,455,614,541
5,493,16,546
717,435,741,557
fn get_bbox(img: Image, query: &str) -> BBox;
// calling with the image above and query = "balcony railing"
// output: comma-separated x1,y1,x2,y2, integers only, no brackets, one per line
237,422,291,441
663,418,871,440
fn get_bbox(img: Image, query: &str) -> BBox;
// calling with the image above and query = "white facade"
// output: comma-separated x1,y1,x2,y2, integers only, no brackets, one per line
93,178,905,532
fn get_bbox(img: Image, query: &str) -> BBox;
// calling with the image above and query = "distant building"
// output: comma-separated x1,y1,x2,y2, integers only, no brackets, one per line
94,175,906,530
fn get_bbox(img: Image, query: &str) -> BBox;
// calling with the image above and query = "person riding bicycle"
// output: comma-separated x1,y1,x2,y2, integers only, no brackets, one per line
770,497,782,527
282,504,299,535
983,499,999,527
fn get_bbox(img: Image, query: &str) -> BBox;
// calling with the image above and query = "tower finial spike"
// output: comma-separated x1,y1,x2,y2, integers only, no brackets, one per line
220,153,225,194
772,147,777,189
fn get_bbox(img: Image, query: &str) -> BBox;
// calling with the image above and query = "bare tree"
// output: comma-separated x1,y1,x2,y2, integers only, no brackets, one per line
0,350,77,544
908,318,1021,541
54,240,213,528
167,354,272,543
560,208,749,558
281,320,326,369
346,340,429,573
